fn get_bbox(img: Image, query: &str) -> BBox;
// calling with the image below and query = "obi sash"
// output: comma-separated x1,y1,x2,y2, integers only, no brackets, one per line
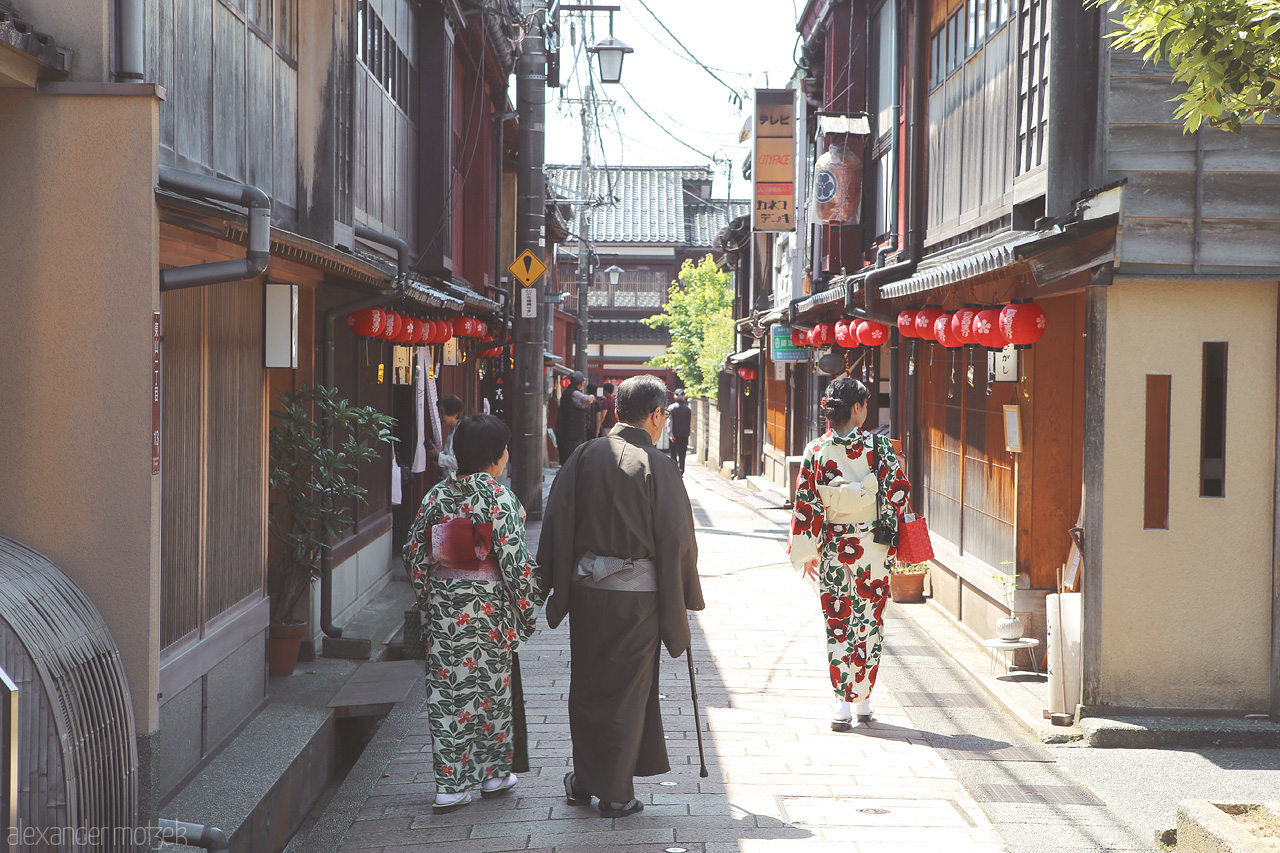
430,518,500,581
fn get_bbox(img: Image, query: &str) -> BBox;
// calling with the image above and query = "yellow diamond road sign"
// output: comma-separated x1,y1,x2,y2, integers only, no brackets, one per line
509,249,548,287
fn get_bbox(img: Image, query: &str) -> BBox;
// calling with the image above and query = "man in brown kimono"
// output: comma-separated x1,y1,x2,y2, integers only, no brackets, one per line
537,374,704,818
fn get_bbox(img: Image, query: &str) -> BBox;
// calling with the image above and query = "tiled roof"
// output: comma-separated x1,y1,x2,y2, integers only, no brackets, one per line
0,2,72,74
546,165,744,247
689,198,750,248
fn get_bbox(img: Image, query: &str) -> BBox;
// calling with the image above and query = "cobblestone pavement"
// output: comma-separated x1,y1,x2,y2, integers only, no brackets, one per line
328,463,1150,852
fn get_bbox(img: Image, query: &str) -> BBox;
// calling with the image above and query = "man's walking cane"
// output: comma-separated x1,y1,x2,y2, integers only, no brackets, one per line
686,641,709,778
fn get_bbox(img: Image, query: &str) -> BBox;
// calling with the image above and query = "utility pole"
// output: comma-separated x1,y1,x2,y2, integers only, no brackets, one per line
512,0,547,518
575,82,593,375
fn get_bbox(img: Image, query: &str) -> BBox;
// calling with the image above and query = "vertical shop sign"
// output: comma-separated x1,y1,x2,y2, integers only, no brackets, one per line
753,89,795,232
152,312,161,474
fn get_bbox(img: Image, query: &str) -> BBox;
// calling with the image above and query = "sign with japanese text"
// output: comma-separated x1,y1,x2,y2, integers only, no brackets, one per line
753,89,795,232
770,324,808,363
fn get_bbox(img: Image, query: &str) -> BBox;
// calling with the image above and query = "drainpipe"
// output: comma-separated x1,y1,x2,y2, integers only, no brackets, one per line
317,225,408,638
114,0,145,82
157,819,229,853
158,166,270,291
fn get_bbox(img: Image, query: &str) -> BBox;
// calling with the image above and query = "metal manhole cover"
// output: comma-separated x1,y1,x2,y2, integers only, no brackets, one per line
969,783,1103,805
775,795,976,828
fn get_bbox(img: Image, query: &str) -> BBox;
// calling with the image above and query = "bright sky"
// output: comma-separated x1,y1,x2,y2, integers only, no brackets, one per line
542,0,802,200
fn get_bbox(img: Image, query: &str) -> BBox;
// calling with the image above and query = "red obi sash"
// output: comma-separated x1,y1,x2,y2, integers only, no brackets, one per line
431,518,501,581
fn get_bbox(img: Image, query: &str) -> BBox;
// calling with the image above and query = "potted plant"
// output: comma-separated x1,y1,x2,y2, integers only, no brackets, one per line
992,565,1023,640
268,385,397,676
889,561,929,603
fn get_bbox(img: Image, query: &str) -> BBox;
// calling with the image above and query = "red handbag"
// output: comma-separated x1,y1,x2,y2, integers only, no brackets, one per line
896,497,934,564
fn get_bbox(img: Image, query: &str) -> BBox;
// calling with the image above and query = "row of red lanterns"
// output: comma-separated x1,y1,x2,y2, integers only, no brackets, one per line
790,319,891,350
347,308,491,345
897,301,1046,350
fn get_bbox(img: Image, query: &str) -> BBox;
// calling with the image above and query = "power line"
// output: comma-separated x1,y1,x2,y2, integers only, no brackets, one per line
630,0,747,109
618,82,715,160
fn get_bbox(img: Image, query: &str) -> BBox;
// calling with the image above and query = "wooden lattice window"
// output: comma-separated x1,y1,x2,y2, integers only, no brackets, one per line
1016,0,1050,174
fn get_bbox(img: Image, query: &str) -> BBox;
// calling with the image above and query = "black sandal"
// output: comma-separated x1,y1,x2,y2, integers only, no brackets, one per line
599,798,644,818
563,771,591,805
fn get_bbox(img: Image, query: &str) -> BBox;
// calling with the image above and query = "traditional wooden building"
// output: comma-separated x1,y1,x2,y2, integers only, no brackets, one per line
0,0,523,831
737,0,1280,717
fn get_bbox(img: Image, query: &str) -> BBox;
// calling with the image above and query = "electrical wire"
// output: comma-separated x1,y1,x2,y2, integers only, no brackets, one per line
618,82,715,160
630,0,747,109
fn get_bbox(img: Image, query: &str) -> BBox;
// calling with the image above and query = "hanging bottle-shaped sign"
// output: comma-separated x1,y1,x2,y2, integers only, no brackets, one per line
813,142,863,225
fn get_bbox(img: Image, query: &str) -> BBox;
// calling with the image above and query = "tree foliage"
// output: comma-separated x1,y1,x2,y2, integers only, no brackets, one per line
642,255,735,397
268,385,397,623
1088,0,1280,133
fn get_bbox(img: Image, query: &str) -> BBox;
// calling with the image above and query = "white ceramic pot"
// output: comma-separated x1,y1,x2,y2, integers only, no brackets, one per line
995,615,1023,641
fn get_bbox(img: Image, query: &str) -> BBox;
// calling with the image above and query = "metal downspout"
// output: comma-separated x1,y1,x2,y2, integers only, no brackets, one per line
317,225,408,638
157,819,229,853
114,0,145,82
158,166,271,291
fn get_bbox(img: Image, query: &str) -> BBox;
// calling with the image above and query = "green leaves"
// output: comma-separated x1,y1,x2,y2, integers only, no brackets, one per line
268,384,398,623
1090,0,1280,132
642,255,736,397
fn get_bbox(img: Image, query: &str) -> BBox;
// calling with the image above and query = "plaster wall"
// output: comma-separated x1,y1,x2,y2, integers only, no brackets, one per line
309,531,394,642
19,0,111,81
0,88,161,730
1098,279,1277,710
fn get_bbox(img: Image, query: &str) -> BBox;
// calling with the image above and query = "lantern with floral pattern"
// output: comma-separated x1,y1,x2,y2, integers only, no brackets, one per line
950,306,980,347
834,320,857,348
897,309,920,339
999,300,1047,349
973,307,1006,349
914,307,944,342
933,314,962,348
855,320,889,347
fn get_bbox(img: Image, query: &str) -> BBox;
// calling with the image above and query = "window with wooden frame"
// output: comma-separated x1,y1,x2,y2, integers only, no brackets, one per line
274,0,296,59
1201,342,1228,497
1144,374,1172,529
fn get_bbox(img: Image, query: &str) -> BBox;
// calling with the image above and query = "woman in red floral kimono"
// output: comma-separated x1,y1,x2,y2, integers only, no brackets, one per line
788,378,910,731
403,415,546,812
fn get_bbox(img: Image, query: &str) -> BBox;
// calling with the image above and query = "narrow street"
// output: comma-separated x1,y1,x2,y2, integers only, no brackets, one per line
301,464,1152,853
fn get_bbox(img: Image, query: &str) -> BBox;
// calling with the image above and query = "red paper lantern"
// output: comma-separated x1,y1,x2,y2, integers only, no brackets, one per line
897,309,920,339
392,317,418,344
478,337,502,357
812,322,837,347
474,320,488,337
452,316,471,337
914,307,944,342
380,312,402,340
999,301,1047,349
973,307,1005,349
347,308,384,337
418,320,436,344
439,321,453,344
950,306,980,346
561,377,571,388
790,328,808,348
856,320,889,347
806,328,819,347
834,320,856,348
933,314,962,348
736,366,758,381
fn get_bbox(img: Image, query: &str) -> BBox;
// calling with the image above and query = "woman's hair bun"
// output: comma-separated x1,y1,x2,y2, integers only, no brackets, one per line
820,377,870,424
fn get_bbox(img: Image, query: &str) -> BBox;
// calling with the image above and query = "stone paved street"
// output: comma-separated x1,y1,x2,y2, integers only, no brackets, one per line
322,463,1149,852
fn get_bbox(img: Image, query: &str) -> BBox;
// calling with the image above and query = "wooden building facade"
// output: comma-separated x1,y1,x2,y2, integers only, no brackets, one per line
735,0,1280,716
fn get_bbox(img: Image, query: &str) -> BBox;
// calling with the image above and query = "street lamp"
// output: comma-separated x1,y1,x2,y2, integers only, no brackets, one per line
588,35,633,84
604,264,624,286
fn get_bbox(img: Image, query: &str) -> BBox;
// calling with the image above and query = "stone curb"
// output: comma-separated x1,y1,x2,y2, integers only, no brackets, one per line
1080,716,1280,749
1176,800,1280,853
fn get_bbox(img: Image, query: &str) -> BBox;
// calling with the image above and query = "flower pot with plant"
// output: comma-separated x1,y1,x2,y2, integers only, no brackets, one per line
268,385,396,676
992,565,1023,640
889,562,929,603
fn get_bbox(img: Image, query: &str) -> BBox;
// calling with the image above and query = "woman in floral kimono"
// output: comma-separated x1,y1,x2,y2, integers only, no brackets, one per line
403,414,546,812
789,378,910,731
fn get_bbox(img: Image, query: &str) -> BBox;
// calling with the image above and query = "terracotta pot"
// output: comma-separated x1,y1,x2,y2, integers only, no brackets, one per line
268,622,307,677
889,571,926,603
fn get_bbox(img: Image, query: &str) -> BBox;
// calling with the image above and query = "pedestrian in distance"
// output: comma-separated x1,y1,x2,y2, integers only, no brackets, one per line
788,378,911,731
537,374,705,818
427,394,464,478
555,370,594,464
585,382,604,440
402,415,547,813
667,389,692,475
598,381,618,437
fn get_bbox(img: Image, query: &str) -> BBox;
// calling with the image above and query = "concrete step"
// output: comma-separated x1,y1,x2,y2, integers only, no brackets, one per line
321,569,417,661
159,657,360,853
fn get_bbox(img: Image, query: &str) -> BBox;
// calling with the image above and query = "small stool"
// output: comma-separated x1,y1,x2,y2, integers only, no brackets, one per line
981,637,1040,676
